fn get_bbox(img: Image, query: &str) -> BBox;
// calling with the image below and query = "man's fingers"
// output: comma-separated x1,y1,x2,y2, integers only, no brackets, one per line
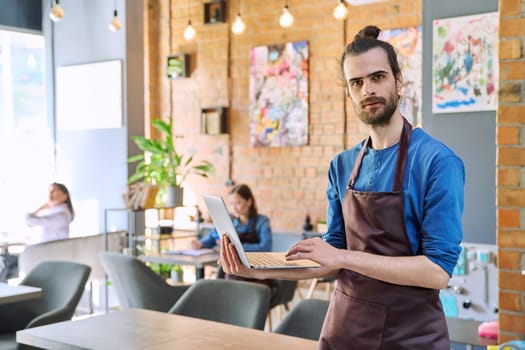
228,242,241,272
219,235,232,273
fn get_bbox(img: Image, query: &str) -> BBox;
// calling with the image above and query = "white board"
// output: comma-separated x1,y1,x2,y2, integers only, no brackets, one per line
56,60,122,130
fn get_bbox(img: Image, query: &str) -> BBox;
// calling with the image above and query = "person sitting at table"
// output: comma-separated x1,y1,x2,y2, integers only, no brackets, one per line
192,183,273,285
25,182,75,244
193,184,272,252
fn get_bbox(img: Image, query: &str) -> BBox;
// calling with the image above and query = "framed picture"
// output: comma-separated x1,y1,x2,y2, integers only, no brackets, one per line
56,60,122,130
432,12,499,113
204,1,226,24
380,26,423,127
166,54,189,79
249,41,309,147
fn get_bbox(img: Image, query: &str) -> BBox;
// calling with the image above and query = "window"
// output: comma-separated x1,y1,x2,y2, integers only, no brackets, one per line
0,29,53,238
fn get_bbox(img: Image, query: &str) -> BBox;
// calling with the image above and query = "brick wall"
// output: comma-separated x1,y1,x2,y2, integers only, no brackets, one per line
497,0,525,342
145,0,421,231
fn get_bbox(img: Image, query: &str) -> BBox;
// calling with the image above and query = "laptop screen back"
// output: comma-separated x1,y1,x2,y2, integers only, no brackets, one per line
202,194,252,268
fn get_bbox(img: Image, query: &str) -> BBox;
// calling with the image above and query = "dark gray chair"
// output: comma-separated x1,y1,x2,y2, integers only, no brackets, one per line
99,251,190,312
268,279,297,329
267,233,302,330
274,298,330,340
168,278,271,330
0,260,91,349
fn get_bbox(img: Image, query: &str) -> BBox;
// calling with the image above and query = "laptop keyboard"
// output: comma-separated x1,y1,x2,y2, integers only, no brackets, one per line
248,253,298,267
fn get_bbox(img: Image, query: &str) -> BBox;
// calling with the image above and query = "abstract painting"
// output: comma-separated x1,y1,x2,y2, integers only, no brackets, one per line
249,41,309,147
432,12,498,113
380,26,423,126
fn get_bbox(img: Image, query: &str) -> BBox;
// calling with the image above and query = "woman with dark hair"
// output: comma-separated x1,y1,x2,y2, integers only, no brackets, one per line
25,182,74,243
193,184,272,252
194,184,272,286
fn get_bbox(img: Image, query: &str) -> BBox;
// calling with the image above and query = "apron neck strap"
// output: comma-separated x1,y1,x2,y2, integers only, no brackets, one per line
393,118,412,191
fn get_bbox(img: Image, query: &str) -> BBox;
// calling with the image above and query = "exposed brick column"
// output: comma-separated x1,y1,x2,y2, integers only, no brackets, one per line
497,0,525,342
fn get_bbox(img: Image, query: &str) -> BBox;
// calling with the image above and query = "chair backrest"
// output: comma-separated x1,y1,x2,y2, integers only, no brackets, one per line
270,279,297,309
272,232,303,252
19,231,123,281
99,251,189,312
274,298,330,340
168,278,271,330
269,233,302,309
0,260,91,332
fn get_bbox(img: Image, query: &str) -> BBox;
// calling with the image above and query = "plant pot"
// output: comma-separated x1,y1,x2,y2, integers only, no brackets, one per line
170,269,184,283
165,186,183,207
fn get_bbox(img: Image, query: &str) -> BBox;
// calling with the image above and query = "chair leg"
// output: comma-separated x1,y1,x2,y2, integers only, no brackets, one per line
325,281,332,299
267,310,273,332
306,278,318,299
89,280,94,314
295,284,304,300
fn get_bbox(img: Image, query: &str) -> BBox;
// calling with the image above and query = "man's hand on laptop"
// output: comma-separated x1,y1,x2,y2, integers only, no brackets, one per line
286,237,342,269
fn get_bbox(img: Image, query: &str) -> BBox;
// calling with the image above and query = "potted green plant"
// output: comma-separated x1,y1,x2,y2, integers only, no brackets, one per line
127,118,215,207
170,264,184,283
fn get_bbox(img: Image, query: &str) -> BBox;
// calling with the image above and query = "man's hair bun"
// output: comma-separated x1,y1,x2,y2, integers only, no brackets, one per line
355,25,381,40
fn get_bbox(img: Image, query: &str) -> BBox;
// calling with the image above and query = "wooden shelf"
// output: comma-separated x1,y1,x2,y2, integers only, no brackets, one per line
200,107,228,135
203,1,226,24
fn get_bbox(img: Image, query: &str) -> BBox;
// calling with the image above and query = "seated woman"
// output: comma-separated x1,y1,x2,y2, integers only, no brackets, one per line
192,184,272,285
25,182,75,244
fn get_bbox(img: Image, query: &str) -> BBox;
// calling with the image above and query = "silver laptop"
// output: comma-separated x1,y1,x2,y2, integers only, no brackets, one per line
203,194,320,269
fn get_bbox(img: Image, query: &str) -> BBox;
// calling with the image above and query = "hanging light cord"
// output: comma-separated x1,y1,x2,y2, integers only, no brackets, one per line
226,0,236,182
169,0,174,118
187,0,191,23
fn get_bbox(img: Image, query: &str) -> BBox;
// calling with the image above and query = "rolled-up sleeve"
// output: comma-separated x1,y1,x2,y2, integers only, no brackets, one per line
25,211,68,231
323,158,347,249
420,155,464,276
199,229,220,248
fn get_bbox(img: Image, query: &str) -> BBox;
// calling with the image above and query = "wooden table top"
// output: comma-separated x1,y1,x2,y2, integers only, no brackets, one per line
0,282,42,305
17,308,318,350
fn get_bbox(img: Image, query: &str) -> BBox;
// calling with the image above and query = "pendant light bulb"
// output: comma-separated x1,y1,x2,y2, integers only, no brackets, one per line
279,5,294,28
333,1,349,21
49,0,64,22
184,20,196,41
232,13,246,35
108,10,123,32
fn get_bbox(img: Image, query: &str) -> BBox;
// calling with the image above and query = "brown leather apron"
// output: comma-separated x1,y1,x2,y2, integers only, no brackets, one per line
319,118,449,350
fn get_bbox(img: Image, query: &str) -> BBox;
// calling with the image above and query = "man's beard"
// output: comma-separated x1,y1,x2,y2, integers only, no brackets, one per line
355,91,398,127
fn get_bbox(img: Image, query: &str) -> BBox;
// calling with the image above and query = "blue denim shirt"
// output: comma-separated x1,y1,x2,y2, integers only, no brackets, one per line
199,214,272,252
323,127,464,276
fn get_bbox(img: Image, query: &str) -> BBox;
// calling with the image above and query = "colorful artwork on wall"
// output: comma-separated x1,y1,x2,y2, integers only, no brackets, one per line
432,12,498,113
249,41,309,147
380,26,423,126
